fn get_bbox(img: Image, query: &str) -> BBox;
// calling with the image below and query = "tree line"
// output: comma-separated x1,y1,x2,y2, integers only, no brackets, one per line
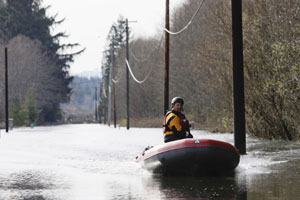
101,0,300,140
61,76,101,124
0,0,83,126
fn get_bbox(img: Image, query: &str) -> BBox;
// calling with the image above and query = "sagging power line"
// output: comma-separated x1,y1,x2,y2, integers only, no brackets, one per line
164,0,205,35
101,0,208,128
111,0,206,87
113,0,206,86
123,32,164,84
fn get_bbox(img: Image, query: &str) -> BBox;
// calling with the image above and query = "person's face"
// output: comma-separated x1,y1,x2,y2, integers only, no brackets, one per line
173,102,183,112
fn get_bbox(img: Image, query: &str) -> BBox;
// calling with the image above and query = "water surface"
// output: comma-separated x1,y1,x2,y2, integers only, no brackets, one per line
0,124,299,199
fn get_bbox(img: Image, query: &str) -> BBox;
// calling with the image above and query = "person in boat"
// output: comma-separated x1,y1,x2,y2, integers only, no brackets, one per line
163,97,193,143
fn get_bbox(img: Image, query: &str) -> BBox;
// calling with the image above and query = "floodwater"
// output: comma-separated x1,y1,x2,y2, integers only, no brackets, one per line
0,124,300,200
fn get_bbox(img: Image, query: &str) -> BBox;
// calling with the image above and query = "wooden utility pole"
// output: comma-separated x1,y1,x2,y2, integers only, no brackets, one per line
231,0,246,154
112,46,117,128
99,82,102,124
113,85,116,128
107,49,113,127
125,18,130,130
164,0,170,115
4,48,9,133
95,87,98,122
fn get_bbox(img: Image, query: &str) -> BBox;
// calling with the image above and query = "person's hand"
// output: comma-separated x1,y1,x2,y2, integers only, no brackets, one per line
185,131,193,138
181,119,190,130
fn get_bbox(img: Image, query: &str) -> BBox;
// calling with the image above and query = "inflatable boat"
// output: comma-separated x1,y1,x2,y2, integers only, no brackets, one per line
136,138,240,175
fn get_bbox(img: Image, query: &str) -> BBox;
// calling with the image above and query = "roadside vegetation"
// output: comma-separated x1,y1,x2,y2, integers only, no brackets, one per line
61,76,100,124
1,0,299,141
0,0,83,126
100,0,300,141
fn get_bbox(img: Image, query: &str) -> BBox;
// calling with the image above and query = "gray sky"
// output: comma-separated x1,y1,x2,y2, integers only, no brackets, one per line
42,0,185,76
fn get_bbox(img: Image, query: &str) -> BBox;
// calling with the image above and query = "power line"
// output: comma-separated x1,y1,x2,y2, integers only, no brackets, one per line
129,32,164,63
123,32,164,84
102,83,107,98
112,0,205,85
129,40,158,62
164,0,205,35
112,66,124,83
125,59,148,84
130,48,153,62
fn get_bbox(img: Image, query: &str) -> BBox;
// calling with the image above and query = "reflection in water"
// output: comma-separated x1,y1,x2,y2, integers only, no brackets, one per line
148,173,247,200
246,159,300,200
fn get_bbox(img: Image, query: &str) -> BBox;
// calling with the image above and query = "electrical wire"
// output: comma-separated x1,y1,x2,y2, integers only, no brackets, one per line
125,59,146,84
102,84,107,98
124,32,164,84
164,0,205,35
130,48,154,62
129,39,159,62
111,0,204,84
112,66,124,83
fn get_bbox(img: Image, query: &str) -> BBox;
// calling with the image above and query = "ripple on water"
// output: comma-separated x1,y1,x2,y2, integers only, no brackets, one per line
0,170,69,200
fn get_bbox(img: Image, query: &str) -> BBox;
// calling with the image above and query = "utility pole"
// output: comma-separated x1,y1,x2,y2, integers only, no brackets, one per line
164,0,170,115
95,87,98,122
4,48,8,133
107,49,113,127
112,45,117,128
103,82,107,124
126,18,130,130
231,0,246,154
113,83,116,128
124,18,137,130
99,81,102,124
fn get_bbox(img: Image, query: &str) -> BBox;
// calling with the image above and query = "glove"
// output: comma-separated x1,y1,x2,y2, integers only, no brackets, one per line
181,119,191,131
185,131,193,138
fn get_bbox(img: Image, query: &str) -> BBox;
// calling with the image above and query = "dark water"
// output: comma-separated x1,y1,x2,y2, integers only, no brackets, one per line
0,124,300,200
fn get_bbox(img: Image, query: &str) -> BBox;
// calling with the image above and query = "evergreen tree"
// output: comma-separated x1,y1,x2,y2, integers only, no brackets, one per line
0,0,84,123
103,17,127,82
25,86,39,125
12,98,26,126
100,16,126,117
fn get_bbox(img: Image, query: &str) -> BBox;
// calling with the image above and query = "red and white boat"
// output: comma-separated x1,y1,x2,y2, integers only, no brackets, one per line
136,138,240,175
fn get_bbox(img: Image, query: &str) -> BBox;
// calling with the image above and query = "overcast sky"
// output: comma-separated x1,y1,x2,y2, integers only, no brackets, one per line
42,0,186,76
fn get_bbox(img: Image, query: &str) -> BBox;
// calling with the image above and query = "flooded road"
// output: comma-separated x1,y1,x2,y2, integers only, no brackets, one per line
0,124,300,199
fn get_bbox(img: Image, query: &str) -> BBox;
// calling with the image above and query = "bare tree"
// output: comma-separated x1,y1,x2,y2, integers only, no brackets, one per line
0,34,65,125
109,0,300,140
